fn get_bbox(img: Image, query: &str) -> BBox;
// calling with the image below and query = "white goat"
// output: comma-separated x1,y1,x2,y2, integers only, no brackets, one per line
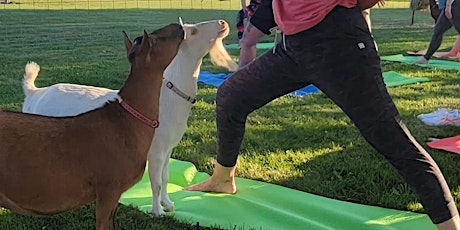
22,19,237,216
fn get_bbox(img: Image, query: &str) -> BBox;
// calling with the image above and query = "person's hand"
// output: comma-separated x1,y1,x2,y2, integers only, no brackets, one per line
445,4,452,19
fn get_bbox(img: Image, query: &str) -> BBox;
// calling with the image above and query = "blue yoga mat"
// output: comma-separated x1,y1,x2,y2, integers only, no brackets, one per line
198,71,320,96
197,70,429,97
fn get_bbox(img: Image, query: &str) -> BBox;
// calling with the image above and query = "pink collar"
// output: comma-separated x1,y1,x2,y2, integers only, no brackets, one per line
117,96,159,129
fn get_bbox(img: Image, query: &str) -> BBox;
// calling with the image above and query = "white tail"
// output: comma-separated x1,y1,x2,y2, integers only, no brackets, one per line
23,61,40,97
209,37,238,72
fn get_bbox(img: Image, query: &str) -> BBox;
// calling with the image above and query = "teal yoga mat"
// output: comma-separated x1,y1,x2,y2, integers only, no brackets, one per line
120,159,435,230
381,54,460,70
225,42,275,50
382,71,429,87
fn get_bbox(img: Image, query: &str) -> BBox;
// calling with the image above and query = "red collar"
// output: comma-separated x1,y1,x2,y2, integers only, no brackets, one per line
118,97,159,129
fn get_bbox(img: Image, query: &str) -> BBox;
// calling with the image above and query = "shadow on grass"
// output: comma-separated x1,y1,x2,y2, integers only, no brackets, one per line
0,203,224,230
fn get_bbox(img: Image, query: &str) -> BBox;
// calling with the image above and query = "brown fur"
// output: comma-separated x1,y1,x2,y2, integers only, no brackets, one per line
0,24,184,230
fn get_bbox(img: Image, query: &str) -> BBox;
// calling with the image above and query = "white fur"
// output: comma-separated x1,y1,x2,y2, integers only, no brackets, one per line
22,20,237,216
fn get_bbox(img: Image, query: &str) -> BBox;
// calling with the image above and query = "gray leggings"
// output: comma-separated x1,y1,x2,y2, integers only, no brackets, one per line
424,1,460,60
215,5,458,224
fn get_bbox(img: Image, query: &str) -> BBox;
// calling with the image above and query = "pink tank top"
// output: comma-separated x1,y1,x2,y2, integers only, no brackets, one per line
273,0,357,35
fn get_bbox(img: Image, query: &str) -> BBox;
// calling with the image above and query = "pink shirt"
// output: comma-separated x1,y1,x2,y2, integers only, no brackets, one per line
273,0,357,35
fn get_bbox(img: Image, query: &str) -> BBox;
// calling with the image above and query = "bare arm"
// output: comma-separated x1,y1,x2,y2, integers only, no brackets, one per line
445,0,454,19
241,0,248,17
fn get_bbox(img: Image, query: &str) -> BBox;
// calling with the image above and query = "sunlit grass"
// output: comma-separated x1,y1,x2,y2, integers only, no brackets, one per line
0,5,458,230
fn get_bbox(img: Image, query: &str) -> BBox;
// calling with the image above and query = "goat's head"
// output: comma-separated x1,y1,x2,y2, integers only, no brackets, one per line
180,19,237,71
123,23,185,69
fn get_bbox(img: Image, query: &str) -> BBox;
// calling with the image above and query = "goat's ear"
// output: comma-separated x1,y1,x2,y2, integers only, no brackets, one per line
122,31,133,57
140,30,152,56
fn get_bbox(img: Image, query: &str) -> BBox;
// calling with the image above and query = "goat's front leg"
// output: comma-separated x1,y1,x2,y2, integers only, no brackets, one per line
148,153,166,217
160,154,174,212
95,192,120,230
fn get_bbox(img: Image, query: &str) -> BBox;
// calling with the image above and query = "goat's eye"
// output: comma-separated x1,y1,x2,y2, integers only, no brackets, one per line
133,36,143,44
190,28,197,35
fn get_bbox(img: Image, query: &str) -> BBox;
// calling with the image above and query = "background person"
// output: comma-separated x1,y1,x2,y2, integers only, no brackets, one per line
414,0,460,64
237,0,277,70
187,0,460,229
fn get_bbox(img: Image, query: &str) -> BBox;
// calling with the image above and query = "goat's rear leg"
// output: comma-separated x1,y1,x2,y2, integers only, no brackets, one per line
95,192,120,230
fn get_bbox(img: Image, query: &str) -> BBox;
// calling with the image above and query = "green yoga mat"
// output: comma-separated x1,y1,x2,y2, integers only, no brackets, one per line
120,159,435,230
225,42,275,50
381,54,460,70
382,71,429,87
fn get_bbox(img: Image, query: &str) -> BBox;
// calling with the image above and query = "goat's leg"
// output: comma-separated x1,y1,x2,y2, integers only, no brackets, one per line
160,152,174,212
95,192,120,230
148,152,167,217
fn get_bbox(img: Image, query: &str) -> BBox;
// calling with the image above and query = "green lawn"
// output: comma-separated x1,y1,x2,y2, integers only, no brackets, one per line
0,5,459,230
1,0,410,10
1,0,244,10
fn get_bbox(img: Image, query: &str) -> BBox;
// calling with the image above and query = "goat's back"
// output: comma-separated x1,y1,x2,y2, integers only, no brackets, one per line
23,83,118,116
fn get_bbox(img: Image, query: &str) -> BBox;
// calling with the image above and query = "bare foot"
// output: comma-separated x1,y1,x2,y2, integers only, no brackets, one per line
185,162,237,194
413,56,428,64
446,51,460,58
185,178,236,194
433,51,451,58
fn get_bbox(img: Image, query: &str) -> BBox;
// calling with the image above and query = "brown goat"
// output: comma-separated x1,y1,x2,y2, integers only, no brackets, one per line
0,23,184,230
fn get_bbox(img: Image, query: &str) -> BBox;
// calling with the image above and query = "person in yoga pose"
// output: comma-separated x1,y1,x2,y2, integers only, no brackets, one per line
237,0,277,70
414,0,460,64
187,0,460,229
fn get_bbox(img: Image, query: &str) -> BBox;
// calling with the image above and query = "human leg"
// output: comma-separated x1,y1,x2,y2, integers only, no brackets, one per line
189,4,460,227
445,0,460,58
443,36,460,57
186,45,313,192
304,6,458,226
436,216,460,230
184,161,237,193
414,10,452,64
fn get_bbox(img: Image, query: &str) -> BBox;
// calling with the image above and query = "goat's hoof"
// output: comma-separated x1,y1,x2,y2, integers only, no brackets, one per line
163,204,175,212
151,208,166,217
161,201,175,212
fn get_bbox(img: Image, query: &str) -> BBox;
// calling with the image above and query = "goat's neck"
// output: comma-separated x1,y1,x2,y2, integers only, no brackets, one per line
163,52,201,96
118,67,162,122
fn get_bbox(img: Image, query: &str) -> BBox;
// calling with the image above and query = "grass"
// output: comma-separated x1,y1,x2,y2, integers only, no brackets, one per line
1,0,410,10
1,0,244,10
0,4,459,230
